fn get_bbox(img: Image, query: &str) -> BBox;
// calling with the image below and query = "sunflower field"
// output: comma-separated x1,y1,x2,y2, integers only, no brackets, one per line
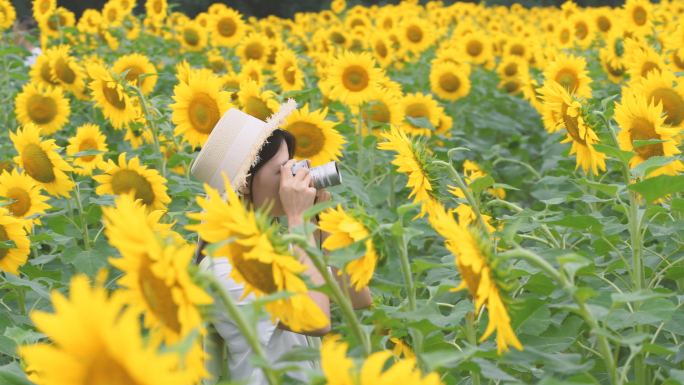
1,0,684,383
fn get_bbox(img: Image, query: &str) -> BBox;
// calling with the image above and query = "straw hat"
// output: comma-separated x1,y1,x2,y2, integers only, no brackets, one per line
191,98,298,195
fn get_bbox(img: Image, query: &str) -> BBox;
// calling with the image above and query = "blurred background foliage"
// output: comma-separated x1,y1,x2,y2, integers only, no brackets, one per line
10,0,632,21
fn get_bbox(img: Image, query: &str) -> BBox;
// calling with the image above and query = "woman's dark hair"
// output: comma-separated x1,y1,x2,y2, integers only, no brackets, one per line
194,129,296,265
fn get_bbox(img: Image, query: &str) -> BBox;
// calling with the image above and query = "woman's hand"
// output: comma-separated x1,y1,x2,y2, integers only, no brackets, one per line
280,159,316,227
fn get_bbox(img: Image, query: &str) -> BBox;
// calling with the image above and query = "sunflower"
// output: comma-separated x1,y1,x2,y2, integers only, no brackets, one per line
318,204,378,290
593,7,614,36
326,50,384,107
112,53,158,95
634,71,684,132
66,124,109,177
94,153,171,211
238,59,266,88
88,64,138,129
459,31,493,65
125,125,154,150
622,0,653,38
553,20,575,49
281,103,346,166
538,81,606,176
37,7,74,38
400,92,444,136
351,90,403,136
32,0,55,21
503,37,531,61
18,273,193,385
211,8,247,47
0,170,49,233
377,126,441,218
45,45,86,95
430,62,471,102
235,33,268,64
237,79,279,121
0,207,30,276
368,32,394,68
432,47,472,75
11,123,74,197
174,59,213,85
331,0,346,14
398,16,436,54
14,82,70,136
77,9,102,33
177,21,207,52
624,46,666,86
326,26,352,49
614,90,684,177
599,47,626,84
102,1,124,23
0,0,15,30
428,202,522,354
320,336,442,384
542,52,593,99
187,175,330,333
170,70,233,149
274,49,305,93
29,51,61,88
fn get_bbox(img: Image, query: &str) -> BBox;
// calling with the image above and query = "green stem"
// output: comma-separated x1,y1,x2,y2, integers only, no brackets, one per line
433,160,489,234
16,288,25,316
54,8,63,45
397,232,423,359
465,312,481,385
205,274,279,385
389,171,395,209
72,181,90,251
357,108,364,178
131,85,166,178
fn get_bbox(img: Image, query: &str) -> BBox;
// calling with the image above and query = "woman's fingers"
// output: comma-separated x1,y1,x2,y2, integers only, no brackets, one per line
280,159,297,186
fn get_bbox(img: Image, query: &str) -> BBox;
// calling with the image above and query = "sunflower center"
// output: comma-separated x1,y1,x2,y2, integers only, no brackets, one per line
110,169,156,206
217,17,237,37
47,14,67,31
26,94,57,125
186,92,222,134
561,103,587,145
0,224,9,259
406,25,423,43
22,144,56,184
367,101,390,129
649,88,684,127
39,0,49,13
6,187,31,218
575,21,588,39
245,42,264,61
122,65,146,87
630,117,664,159
502,79,521,94
183,27,200,46
439,72,461,92
466,39,483,56
640,61,660,78
597,16,611,32
231,243,278,294
78,138,99,162
504,63,518,77
673,53,684,71
53,57,76,84
138,258,182,334
559,28,571,44
383,18,393,30
283,63,296,84
40,62,59,85
286,121,326,158
342,65,369,92
555,68,579,93
633,6,647,26
243,97,274,121
509,43,525,57
330,32,346,45
102,84,127,110
223,78,240,91
375,41,388,58
83,353,142,385
153,0,162,13
606,61,626,77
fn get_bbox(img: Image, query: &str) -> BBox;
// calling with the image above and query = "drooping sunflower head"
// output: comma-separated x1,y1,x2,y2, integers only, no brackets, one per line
542,52,593,99
66,123,109,176
10,123,75,197
170,70,234,149
45,45,85,95
351,89,403,135
282,103,347,166
94,153,171,211
326,50,385,107
87,64,138,129
0,169,50,233
14,82,70,136
237,79,280,121
112,53,158,95
210,8,247,47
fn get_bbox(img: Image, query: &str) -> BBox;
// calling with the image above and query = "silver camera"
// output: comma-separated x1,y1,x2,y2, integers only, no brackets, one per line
291,159,342,190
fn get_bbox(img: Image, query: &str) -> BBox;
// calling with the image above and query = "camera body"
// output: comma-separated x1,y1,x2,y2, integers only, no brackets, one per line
291,159,343,190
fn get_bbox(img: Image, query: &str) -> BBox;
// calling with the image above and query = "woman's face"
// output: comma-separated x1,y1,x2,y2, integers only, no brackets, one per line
244,140,290,217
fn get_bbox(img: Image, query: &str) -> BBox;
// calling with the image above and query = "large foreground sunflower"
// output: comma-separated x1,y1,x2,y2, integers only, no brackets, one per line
17,274,191,385
10,123,74,197
635,71,684,132
0,169,50,233
170,70,233,149
282,104,346,166
94,153,171,211
88,64,138,129
14,82,70,135
325,50,384,107
538,81,606,176
66,123,109,176
614,90,684,177
0,207,31,275
187,174,330,333
428,202,522,355
112,53,158,95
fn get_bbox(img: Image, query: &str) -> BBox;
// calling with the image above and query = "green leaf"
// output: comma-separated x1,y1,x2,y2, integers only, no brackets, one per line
275,346,320,363
302,200,337,221
547,215,603,234
0,240,16,248
71,250,107,277
524,272,556,296
592,143,636,166
632,139,669,149
423,346,477,371
471,358,516,381
628,174,684,203
511,298,552,336
611,289,673,304
405,115,435,130
672,198,684,212
631,156,675,178
72,148,105,157
468,175,494,196
600,94,619,110
397,201,424,217
0,362,36,385
576,178,619,198
1,274,51,299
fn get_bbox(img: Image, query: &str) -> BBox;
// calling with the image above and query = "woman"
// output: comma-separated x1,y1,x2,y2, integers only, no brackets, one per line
191,100,372,384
